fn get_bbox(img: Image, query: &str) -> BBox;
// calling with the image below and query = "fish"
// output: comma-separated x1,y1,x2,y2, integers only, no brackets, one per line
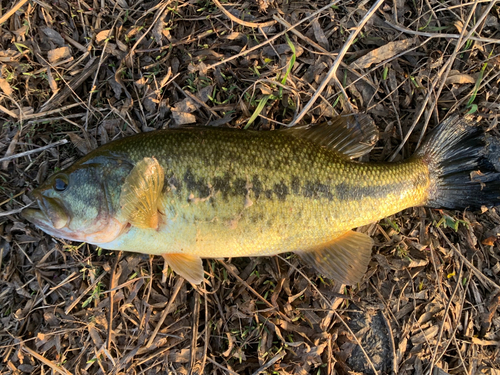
22,114,500,285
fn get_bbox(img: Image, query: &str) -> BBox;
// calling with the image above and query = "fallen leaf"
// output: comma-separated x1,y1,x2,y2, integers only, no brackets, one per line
96,30,112,44
2,130,20,170
311,18,329,50
445,71,476,85
482,236,497,246
41,27,65,46
68,133,91,155
0,78,13,96
352,38,417,69
47,46,71,63
171,110,196,126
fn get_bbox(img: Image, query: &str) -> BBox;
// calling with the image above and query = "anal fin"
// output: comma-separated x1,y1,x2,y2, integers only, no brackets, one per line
120,157,164,229
296,230,373,285
163,254,204,285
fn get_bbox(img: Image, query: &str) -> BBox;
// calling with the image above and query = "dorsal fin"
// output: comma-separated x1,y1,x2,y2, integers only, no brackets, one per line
285,114,379,159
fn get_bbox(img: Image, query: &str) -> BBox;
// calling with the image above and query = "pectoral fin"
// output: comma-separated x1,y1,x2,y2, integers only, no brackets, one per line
296,230,373,285
163,254,204,285
120,157,164,229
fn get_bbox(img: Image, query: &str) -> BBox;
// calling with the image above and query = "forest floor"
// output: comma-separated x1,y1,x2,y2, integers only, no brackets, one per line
1,0,500,374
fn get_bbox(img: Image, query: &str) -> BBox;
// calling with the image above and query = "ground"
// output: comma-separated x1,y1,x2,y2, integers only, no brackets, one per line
1,0,500,374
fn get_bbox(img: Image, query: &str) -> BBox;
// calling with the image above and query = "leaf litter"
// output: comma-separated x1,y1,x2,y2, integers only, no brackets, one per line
1,0,500,374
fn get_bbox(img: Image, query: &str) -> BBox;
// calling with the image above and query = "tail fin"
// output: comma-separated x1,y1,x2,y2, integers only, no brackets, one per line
416,114,500,209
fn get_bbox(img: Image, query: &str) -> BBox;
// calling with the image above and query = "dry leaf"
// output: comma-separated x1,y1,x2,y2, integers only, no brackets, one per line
311,18,329,50
0,78,13,96
41,27,65,46
171,111,196,126
352,38,417,69
96,30,112,44
47,46,70,63
445,71,476,85
46,68,58,92
257,0,271,12
68,133,91,155
152,15,166,45
482,236,497,246
2,130,20,170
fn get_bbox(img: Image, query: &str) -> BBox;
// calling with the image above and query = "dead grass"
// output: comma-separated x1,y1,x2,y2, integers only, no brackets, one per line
1,0,500,374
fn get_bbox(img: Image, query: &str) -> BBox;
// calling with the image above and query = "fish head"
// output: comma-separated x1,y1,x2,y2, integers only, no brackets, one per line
23,153,133,244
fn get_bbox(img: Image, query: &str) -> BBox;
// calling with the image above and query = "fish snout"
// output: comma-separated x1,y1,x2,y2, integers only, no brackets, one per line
24,191,70,230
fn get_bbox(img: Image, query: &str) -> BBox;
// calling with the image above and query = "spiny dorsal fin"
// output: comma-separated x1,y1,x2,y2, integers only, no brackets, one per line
296,230,373,285
163,254,204,285
120,157,164,229
285,114,378,159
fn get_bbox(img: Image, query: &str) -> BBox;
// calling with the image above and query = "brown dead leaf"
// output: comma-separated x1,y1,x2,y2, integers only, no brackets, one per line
46,68,58,92
0,78,13,96
152,14,167,45
47,46,71,63
482,236,497,246
171,111,197,126
40,27,65,46
311,18,329,50
445,70,476,85
454,20,464,34
411,325,439,344
2,130,19,170
352,38,417,69
96,30,113,44
257,0,271,12
68,133,91,155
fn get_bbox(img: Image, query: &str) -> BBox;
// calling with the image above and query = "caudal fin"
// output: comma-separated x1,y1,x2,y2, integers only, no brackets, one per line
417,114,500,209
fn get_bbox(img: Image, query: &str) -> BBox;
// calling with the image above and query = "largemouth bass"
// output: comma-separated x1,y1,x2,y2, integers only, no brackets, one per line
22,114,500,285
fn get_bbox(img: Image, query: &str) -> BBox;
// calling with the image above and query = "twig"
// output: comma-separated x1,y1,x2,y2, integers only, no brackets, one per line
0,0,29,25
188,292,201,374
64,271,107,314
435,226,500,292
289,0,385,127
428,257,463,375
0,139,68,163
385,20,500,44
0,103,19,118
23,345,73,375
107,251,122,352
145,277,184,348
85,11,124,130
205,357,239,375
219,260,276,311
213,0,276,28
250,351,286,375
277,255,380,375
0,203,34,217
205,1,342,72
172,81,221,119
389,0,496,160
273,14,332,55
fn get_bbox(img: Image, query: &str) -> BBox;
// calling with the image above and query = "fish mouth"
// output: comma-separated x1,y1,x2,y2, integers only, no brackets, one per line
22,207,51,229
22,193,69,231
21,207,62,238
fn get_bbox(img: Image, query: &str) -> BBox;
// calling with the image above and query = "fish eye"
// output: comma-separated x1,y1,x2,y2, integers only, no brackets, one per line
54,176,68,192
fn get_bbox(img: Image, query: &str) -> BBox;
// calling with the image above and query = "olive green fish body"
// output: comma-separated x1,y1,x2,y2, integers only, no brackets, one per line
23,115,500,285
91,129,429,257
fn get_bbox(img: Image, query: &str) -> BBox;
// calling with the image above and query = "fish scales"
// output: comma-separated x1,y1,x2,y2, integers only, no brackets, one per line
100,128,430,257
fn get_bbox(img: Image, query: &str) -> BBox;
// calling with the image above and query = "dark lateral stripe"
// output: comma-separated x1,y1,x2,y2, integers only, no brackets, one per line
335,181,406,201
176,172,413,203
